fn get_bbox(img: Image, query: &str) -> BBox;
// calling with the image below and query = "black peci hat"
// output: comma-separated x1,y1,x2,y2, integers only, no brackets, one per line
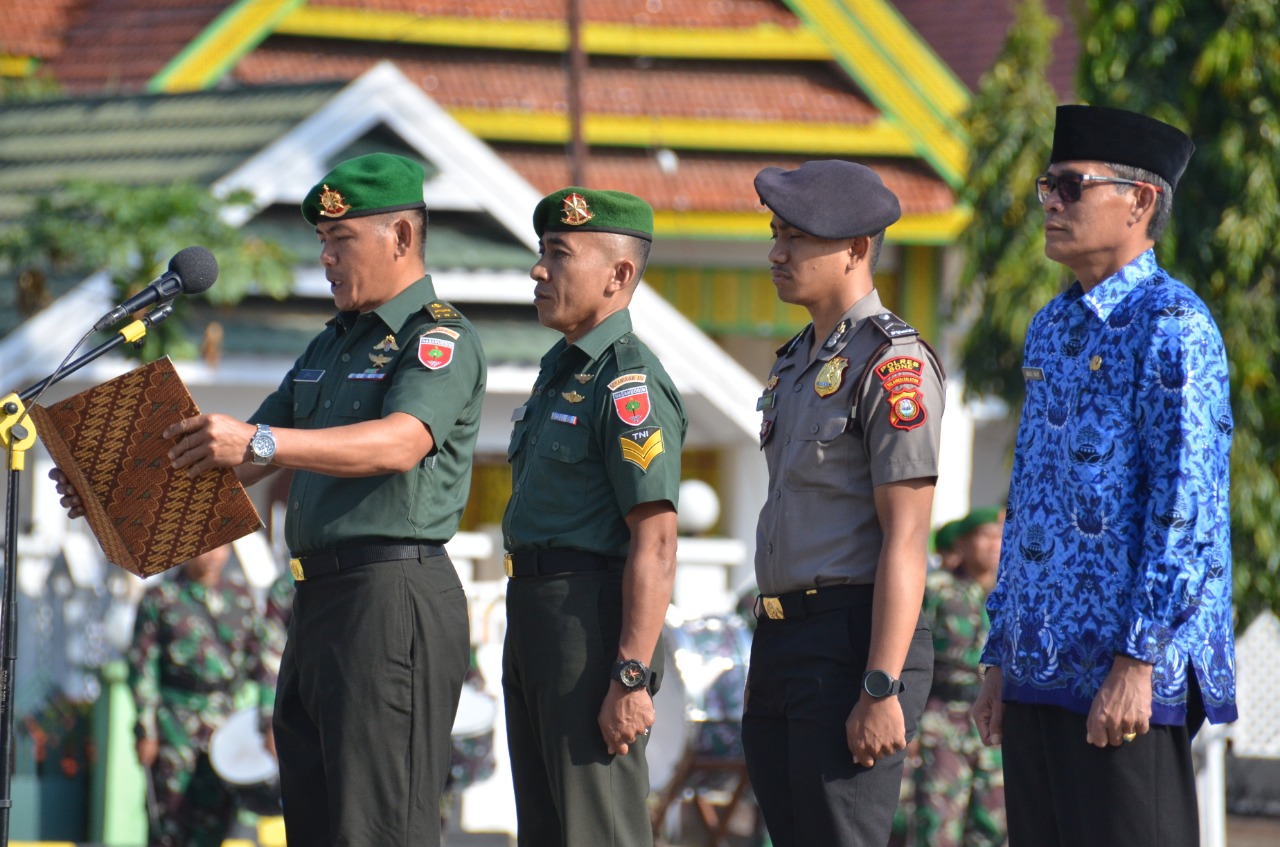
1050,105,1194,191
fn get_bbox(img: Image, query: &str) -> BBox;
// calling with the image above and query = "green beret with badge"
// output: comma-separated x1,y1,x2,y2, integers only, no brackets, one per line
302,153,428,226
532,187,654,242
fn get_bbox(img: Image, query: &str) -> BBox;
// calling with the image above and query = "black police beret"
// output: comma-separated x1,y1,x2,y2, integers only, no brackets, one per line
754,160,901,239
1051,105,1194,191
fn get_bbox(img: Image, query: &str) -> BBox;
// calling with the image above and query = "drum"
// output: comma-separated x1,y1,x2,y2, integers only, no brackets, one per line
448,683,498,792
208,707,281,816
648,613,753,793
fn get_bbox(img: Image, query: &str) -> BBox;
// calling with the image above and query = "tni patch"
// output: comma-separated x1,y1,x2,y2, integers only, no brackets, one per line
620,428,664,471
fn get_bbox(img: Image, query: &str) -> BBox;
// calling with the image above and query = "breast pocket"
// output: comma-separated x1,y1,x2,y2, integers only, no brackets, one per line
292,382,323,427
333,380,387,424
531,423,591,512
784,414,855,493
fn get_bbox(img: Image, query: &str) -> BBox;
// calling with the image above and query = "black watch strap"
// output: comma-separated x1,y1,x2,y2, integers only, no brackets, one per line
862,669,904,699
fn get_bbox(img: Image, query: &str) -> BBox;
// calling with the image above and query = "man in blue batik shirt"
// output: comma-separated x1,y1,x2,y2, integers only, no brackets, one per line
971,105,1234,847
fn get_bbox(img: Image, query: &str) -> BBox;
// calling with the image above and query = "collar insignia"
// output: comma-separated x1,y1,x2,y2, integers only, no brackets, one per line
561,193,594,225
317,184,351,218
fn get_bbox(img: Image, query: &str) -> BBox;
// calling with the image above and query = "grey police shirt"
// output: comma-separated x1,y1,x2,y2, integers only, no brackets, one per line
754,289,945,595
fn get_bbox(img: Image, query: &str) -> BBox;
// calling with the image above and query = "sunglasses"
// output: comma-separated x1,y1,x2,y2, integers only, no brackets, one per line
1035,172,1164,204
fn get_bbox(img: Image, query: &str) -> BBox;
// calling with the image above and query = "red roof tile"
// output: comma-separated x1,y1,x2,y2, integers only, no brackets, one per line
0,0,85,60
47,0,229,93
236,39,879,124
306,0,801,29
893,0,1078,98
498,148,955,217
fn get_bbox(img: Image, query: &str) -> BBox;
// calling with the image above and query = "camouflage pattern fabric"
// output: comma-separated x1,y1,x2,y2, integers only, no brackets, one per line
262,572,296,676
128,569,275,847
910,569,1006,847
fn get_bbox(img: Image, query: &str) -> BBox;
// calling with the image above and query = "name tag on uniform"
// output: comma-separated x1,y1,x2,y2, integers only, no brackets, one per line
294,369,325,382
511,405,527,422
756,393,776,411
1022,367,1045,382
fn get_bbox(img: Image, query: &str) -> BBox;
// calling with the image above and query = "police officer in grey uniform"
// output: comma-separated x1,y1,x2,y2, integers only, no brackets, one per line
742,160,944,847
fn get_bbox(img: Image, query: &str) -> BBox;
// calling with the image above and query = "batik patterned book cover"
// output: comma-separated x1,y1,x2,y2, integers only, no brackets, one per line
31,357,263,577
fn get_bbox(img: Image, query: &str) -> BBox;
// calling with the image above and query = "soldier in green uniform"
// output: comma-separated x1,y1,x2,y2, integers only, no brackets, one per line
57,153,486,846
502,188,687,847
913,506,1007,847
129,544,274,847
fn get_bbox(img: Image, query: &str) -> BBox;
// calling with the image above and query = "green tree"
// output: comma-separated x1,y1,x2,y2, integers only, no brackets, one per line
954,0,1064,403
0,180,295,361
1077,0,1280,625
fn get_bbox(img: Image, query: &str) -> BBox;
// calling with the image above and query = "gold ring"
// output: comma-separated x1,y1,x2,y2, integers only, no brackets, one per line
1122,732,1137,743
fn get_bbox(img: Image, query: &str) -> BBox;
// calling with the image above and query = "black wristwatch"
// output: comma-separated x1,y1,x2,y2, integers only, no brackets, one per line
611,659,651,691
862,669,904,699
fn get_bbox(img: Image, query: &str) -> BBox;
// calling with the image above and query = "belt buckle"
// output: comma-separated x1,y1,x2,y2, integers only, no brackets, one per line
504,553,514,578
762,596,784,620
289,557,306,582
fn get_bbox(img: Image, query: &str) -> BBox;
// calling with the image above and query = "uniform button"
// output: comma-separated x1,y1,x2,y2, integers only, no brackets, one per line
323,400,331,409
810,424,819,434
793,383,802,392
531,436,538,445
552,441,560,450
352,401,361,410
341,353,350,363
785,436,792,444
768,543,774,554
774,489,781,499
546,388,556,396
292,501,300,510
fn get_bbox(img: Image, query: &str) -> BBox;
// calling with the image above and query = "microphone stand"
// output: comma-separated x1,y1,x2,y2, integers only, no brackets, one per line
0,302,175,846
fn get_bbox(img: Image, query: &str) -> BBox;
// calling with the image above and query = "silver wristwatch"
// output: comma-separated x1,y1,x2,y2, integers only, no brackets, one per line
249,423,276,466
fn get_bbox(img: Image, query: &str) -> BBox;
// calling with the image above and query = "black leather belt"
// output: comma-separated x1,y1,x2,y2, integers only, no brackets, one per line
755,584,875,621
289,542,446,582
504,549,625,578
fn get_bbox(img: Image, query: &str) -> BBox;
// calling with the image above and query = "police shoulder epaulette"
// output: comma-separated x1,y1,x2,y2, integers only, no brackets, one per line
424,300,463,322
611,333,646,371
869,311,919,341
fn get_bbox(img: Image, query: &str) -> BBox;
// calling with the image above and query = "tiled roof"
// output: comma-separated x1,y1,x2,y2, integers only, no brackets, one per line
305,0,801,28
46,0,228,93
0,83,340,218
893,0,1078,98
0,0,84,60
235,40,879,124
498,148,955,216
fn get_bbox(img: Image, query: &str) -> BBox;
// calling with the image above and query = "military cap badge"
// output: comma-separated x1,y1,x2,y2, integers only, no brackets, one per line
561,193,594,225
317,185,351,218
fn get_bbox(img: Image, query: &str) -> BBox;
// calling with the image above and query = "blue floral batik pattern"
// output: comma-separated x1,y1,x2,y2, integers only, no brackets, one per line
981,250,1236,725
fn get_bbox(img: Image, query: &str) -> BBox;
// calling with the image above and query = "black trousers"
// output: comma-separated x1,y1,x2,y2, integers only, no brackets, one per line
742,604,933,847
502,570,662,847
273,551,470,847
1002,700,1202,847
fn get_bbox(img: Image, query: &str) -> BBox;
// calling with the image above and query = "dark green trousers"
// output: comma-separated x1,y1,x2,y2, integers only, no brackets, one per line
503,570,663,847
273,551,469,846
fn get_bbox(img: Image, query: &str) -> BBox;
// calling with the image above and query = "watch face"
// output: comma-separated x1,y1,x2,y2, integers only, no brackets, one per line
864,670,893,698
618,661,646,689
252,432,275,458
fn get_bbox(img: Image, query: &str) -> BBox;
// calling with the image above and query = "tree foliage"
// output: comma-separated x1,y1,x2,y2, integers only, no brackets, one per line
955,0,1066,402
0,181,295,361
959,0,1280,625
1075,0,1280,625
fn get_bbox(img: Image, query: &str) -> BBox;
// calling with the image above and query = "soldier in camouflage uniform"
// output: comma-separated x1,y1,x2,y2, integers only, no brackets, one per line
128,544,276,847
912,507,1007,847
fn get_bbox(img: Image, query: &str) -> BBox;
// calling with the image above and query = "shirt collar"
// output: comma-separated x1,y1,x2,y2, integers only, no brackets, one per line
1077,250,1157,321
541,310,633,369
329,276,439,334
795,289,887,360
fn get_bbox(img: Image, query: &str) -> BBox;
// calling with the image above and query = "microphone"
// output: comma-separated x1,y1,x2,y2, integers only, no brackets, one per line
93,246,219,332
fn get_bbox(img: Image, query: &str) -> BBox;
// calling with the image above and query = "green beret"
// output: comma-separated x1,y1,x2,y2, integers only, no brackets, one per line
533,187,654,242
302,153,427,226
933,519,964,554
953,506,1004,540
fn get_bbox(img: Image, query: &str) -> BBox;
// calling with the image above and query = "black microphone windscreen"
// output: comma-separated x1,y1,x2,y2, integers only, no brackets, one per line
169,246,219,294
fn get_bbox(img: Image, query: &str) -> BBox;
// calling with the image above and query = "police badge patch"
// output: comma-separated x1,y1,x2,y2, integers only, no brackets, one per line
875,355,927,431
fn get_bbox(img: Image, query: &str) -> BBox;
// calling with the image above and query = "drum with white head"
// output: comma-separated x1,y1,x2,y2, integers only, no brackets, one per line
208,707,280,816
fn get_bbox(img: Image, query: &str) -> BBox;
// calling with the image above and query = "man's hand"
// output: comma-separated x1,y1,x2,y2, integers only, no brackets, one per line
136,737,159,767
164,414,255,477
846,694,906,768
972,665,1004,746
262,725,277,760
598,682,655,756
49,468,86,519
1086,655,1152,747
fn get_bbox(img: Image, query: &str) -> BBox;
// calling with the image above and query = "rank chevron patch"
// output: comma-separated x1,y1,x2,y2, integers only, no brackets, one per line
619,428,664,472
